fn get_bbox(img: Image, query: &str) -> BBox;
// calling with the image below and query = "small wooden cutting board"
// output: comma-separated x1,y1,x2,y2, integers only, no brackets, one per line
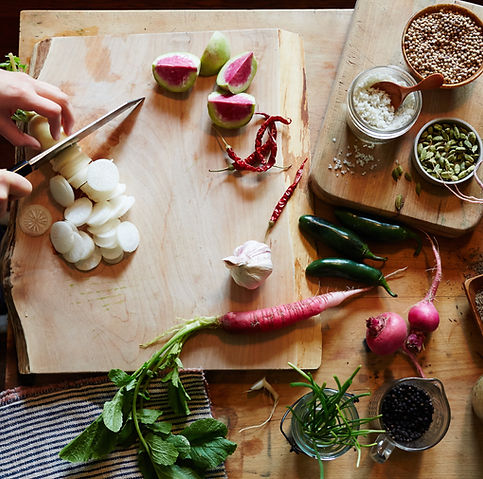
310,0,483,238
3,29,317,374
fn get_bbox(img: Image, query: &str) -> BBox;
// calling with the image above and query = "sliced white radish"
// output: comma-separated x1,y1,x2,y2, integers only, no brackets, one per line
81,183,118,202
117,221,140,253
109,195,135,220
28,114,64,150
101,244,124,261
64,197,93,227
87,200,114,227
50,220,76,254
94,234,119,249
103,252,125,265
63,231,94,263
49,175,75,207
59,151,91,180
50,145,82,173
68,165,89,189
108,183,127,200
19,204,52,236
86,159,120,193
87,218,121,236
93,225,119,248
75,246,102,271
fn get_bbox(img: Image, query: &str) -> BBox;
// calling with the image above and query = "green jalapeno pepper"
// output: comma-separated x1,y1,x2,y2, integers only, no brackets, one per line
333,208,423,256
305,257,397,297
299,215,387,263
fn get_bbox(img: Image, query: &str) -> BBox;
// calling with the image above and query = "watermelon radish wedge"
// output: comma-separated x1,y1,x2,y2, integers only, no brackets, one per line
152,52,201,93
216,51,257,94
207,91,256,129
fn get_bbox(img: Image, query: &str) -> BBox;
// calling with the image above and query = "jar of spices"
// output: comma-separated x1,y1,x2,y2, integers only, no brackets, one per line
368,377,451,463
346,65,422,144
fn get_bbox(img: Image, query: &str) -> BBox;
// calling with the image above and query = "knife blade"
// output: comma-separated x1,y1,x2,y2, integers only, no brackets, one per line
10,97,145,177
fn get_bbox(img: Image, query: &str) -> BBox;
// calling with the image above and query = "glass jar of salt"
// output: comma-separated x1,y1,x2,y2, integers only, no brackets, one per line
368,377,451,463
346,65,422,144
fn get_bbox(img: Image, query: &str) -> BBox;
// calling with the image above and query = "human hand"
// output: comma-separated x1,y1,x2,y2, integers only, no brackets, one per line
0,169,32,216
0,69,75,149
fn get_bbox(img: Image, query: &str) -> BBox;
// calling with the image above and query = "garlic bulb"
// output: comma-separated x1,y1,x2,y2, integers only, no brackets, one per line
223,240,273,290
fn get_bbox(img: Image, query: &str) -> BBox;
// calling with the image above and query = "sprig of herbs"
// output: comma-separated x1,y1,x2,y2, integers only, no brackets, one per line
59,317,236,478
0,52,32,122
288,363,384,479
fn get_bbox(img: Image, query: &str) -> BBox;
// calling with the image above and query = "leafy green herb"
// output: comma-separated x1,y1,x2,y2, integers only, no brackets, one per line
59,317,236,478
0,52,32,122
288,364,383,479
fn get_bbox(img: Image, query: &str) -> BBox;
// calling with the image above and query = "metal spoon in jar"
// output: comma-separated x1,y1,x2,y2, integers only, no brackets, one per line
371,73,445,110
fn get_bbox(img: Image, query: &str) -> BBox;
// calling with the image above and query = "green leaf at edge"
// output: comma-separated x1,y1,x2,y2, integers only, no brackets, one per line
59,415,118,462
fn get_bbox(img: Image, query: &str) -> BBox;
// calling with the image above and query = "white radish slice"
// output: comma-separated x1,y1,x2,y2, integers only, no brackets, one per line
67,165,89,189
64,197,93,227
81,183,118,202
19,204,52,236
108,183,127,200
50,221,75,254
28,114,64,150
63,231,95,263
50,145,82,173
88,218,121,236
59,151,91,179
87,200,115,227
94,234,119,249
93,226,119,248
86,159,120,193
117,221,140,253
103,252,125,265
101,244,124,261
75,246,102,271
49,175,75,207
109,195,135,220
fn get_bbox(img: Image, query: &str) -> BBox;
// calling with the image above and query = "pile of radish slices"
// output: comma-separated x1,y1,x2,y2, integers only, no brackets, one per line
28,115,140,271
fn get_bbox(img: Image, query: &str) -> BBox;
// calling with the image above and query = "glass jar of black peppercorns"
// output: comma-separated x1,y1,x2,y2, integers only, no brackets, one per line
368,377,451,463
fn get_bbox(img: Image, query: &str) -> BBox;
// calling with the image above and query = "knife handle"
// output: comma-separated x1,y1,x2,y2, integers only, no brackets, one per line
9,159,33,177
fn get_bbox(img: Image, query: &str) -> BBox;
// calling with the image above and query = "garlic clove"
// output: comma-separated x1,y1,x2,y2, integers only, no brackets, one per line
223,240,273,290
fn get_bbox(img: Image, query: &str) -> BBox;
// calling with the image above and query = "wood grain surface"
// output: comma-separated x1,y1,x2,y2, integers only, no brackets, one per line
3,28,316,374
310,0,483,238
3,6,483,479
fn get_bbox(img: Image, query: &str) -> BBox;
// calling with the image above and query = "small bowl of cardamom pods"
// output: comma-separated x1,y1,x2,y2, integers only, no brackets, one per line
413,118,482,186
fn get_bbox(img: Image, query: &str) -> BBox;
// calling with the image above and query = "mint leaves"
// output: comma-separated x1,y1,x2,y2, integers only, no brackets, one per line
59,318,236,478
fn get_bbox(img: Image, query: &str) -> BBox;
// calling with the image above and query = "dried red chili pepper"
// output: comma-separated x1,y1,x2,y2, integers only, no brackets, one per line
268,157,308,228
212,113,291,173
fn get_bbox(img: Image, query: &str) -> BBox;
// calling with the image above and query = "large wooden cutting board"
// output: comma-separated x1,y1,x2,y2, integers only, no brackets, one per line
3,29,317,374
310,0,483,237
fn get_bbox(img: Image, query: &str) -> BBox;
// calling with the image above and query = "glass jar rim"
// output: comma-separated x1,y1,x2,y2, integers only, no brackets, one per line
347,65,422,138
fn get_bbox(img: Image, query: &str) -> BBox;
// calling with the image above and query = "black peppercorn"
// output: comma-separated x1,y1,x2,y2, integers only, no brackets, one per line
380,383,434,443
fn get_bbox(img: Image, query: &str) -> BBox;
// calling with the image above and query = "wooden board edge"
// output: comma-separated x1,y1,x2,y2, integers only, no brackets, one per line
1,203,30,375
29,38,52,79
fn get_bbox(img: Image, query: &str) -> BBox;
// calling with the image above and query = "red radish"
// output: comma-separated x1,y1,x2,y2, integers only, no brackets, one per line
407,234,441,334
142,286,371,347
365,312,408,355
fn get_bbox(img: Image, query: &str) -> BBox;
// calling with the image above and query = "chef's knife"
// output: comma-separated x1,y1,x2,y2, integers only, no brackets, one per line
9,97,145,177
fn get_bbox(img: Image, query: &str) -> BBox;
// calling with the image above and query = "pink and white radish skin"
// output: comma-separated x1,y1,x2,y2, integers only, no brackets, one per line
405,234,441,353
365,312,408,356
142,287,371,348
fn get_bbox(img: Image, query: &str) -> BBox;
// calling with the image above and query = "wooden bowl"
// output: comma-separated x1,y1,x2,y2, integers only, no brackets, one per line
463,274,483,337
402,4,483,89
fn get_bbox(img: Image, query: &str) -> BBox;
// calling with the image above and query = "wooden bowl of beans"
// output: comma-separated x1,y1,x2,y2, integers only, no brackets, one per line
402,4,483,89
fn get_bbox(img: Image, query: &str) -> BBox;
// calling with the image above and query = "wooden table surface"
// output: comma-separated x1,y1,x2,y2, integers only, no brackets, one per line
2,4,483,479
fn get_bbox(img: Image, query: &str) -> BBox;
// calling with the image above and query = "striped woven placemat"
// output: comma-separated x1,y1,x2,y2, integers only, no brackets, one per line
0,371,226,478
